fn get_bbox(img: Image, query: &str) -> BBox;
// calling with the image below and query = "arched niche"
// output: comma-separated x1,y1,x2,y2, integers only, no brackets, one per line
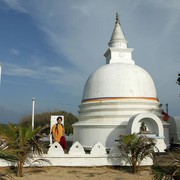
126,113,164,137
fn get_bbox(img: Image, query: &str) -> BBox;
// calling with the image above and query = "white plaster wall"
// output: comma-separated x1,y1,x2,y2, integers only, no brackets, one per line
108,48,134,64
0,142,153,167
78,100,160,120
73,124,126,149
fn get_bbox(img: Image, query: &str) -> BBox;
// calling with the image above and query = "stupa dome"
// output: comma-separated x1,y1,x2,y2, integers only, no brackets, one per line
82,63,157,101
82,13,157,102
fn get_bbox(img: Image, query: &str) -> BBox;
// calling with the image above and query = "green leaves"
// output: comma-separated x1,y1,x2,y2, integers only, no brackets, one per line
19,111,78,135
118,133,157,173
0,124,45,177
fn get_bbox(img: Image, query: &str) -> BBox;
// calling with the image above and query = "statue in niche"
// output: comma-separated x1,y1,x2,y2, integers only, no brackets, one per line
139,122,150,134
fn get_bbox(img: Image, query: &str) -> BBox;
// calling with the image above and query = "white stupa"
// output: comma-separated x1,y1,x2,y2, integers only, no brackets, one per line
73,14,169,152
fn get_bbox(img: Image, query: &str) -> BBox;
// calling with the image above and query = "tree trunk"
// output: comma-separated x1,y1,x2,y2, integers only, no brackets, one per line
132,157,137,174
17,160,23,177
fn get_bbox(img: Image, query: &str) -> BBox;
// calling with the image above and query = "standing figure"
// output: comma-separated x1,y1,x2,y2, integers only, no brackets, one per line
51,116,67,150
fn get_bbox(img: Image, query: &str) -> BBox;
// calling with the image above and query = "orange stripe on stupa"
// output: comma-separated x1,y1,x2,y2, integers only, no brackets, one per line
82,97,159,103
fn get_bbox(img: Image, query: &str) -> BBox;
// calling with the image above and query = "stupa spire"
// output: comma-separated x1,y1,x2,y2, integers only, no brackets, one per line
104,13,134,65
108,13,127,48
115,12,119,24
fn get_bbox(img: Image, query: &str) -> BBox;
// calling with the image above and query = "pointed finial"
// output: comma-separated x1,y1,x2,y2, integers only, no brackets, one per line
115,13,119,24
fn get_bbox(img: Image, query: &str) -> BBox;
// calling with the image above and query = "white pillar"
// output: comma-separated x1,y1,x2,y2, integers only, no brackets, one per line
32,98,35,130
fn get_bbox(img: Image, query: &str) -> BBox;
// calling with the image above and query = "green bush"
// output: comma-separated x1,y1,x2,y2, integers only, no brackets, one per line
19,111,78,135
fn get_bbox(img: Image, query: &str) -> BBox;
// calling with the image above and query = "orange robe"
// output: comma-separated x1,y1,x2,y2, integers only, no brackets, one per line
51,123,65,142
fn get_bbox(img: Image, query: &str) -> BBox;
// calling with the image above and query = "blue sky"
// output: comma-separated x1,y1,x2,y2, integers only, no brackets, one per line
0,0,180,124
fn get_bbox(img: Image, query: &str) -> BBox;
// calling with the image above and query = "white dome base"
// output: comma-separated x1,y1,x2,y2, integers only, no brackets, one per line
73,98,168,151
73,120,127,150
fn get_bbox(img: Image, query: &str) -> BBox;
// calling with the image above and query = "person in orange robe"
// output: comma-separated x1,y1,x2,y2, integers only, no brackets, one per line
51,116,67,149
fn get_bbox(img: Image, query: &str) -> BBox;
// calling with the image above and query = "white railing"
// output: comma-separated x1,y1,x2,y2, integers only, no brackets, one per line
0,141,153,167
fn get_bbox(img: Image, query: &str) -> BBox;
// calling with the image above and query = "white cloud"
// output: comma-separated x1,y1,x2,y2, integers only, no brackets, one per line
3,62,84,95
3,0,28,13
1,1,142,74
9,48,20,56
1,0,180,116
4,63,35,76
45,66,64,74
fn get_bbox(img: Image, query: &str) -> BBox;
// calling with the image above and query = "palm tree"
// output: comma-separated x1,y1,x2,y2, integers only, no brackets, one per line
118,133,157,173
152,148,180,179
0,124,48,177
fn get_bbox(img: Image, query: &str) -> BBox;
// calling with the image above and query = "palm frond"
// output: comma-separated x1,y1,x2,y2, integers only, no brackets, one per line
0,124,46,177
0,149,19,162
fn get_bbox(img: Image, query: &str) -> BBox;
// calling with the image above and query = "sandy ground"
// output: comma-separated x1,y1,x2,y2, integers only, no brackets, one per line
0,166,153,180
0,151,178,180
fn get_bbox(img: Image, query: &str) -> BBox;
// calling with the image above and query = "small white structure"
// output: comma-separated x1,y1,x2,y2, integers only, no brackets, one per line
168,116,180,145
0,141,153,167
73,14,169,152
